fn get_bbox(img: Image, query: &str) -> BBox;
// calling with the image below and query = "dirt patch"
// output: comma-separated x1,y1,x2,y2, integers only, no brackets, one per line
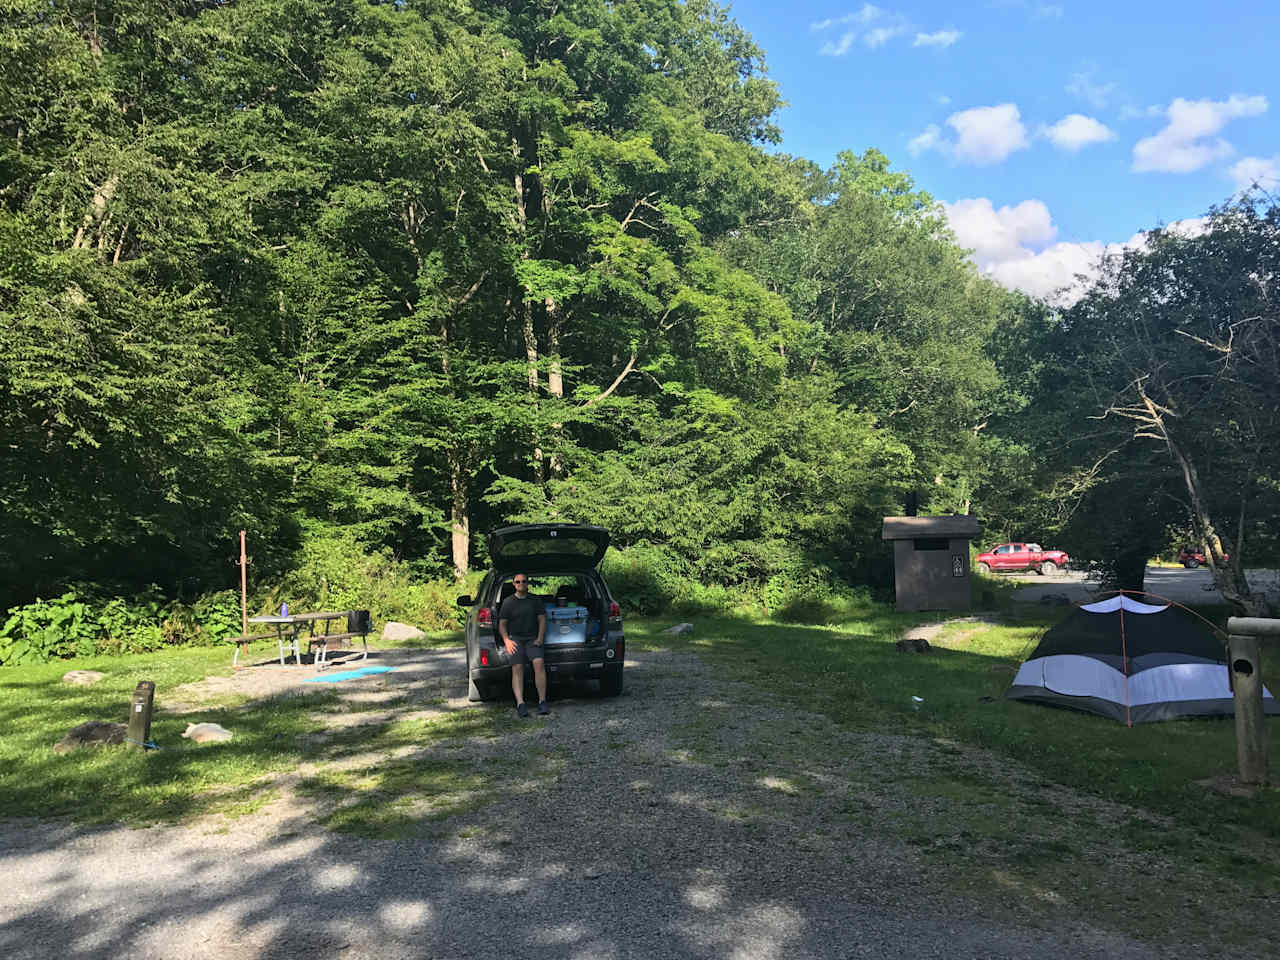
166,647,467,713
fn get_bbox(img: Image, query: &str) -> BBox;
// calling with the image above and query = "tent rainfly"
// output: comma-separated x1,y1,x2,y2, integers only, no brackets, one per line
1006,593,1280,724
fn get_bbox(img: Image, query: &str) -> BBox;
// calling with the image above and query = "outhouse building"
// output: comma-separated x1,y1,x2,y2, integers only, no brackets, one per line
881,515,983,612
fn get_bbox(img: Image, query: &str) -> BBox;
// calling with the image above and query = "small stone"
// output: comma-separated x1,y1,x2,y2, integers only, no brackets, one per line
62,670,106,686
895,637,931,654
663,623,694,636
54,721,126,753
182,722,234,743
381,621,425,642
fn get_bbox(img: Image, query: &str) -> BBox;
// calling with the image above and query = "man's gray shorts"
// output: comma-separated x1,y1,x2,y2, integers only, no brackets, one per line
509,636,546,666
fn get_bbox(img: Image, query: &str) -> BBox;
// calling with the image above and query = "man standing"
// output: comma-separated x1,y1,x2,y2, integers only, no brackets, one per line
498,573,549,716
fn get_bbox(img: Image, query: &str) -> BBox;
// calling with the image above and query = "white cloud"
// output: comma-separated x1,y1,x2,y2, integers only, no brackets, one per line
935,94,952,106
1228,155,1280,190
914,30,961,48
908,124,943,156
908,104,1030,165
1065,69,1117,109
1036,3,1064,17
943,198,1212,304
1132,94,1269,173
864,26,905,48
948,103,1030,164
811,5,882,30
1043,114,1116,152
820,31,858,56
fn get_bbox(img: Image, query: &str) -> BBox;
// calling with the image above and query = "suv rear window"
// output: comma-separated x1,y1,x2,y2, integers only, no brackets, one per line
493,536,604,563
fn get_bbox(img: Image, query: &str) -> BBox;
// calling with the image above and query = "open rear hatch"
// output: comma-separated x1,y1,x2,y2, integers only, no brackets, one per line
488,524,610,574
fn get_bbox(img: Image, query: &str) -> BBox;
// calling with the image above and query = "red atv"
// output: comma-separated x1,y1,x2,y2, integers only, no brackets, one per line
1176,546,1228,569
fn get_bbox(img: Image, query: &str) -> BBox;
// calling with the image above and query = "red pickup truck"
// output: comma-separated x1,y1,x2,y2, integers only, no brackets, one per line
975,542,1070,576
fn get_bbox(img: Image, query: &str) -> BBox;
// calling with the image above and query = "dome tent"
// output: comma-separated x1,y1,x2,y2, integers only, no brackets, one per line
1006,592,1280,724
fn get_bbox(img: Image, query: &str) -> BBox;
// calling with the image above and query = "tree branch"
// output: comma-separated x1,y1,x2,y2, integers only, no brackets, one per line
584,352,638,407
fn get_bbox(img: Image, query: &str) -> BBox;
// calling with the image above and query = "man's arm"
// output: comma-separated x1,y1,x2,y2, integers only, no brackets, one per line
536,612,546,645
497,603,516,654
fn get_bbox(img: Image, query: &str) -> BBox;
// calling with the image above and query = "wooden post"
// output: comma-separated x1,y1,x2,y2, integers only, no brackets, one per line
1226,616,1278,785
127,681,155,750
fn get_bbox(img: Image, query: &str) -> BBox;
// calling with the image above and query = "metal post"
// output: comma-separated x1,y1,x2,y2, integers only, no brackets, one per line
127,681,155,750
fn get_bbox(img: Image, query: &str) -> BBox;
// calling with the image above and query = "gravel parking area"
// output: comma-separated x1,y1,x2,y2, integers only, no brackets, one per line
0,646,1251,959
1009,566,1280,607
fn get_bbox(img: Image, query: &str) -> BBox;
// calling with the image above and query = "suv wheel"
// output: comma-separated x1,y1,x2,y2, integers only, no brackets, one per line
600,667,623,697
977,562,990,575
466,651,487,702
1185,557,1199,569
1040,560,1058,576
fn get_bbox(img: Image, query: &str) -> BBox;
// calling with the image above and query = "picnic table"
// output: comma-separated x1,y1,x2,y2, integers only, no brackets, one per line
230,610,372,670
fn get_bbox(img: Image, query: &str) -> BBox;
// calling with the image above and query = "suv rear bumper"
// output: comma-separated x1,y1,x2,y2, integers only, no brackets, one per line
471,636,623,686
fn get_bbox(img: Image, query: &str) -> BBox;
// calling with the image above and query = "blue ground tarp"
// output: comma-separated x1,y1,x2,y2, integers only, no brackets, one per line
303,666,395,684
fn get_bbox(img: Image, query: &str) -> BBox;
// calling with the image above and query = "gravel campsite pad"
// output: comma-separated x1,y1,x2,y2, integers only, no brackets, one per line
0,644,1274,959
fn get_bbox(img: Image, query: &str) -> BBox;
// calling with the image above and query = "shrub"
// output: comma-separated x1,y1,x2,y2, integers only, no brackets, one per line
600,543,688,614
0,588,244,665
268,530,476,632
0,592,97,664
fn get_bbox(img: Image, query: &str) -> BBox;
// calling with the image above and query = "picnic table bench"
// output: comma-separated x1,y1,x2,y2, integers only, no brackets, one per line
227,609,372,669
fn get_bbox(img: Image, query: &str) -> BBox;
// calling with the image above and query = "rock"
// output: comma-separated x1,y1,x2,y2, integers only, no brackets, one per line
182,722,234,743
381,621,425,643
663,623,694,636
1039,593,1072,606
54,721,126,753
895,637,932,654
62,670,106,686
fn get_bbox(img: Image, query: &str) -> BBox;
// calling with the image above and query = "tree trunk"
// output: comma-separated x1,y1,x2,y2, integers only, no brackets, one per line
546,296,564,477
71,175,119,250
1167,436,1270,615
1113,549,1147,593
450,451,469,582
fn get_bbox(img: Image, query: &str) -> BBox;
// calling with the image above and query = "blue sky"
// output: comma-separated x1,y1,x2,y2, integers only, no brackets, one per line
725,1,1280,299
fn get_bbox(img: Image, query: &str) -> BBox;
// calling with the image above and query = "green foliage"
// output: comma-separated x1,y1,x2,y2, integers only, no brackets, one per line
0,588,242,665
271,528,478,632
600,543,690,615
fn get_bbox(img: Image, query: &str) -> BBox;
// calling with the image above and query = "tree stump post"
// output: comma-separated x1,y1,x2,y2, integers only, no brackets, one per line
1226,617,1280,785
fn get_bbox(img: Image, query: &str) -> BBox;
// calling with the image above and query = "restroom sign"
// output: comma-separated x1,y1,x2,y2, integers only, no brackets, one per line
952,555,964,577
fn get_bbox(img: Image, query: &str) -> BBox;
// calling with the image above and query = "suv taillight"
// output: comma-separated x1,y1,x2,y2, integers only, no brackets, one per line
480,649,490,666
477,607,492,626
608,601,620,619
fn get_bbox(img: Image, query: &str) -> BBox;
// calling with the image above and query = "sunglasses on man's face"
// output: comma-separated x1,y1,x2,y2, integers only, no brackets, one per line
513,579,527,584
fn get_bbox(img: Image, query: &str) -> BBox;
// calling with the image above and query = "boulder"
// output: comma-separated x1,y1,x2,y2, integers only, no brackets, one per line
182,722,234,743
896,637,932,654
62,670,107,686
382,621,425,643
662,622,694,636
54,721,126,753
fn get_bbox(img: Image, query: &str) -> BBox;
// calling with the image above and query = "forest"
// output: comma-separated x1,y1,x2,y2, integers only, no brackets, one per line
3,0,1279,659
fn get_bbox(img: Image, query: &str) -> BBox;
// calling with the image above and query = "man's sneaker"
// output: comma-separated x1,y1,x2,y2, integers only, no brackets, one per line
537,700,550,716
516,702,529,718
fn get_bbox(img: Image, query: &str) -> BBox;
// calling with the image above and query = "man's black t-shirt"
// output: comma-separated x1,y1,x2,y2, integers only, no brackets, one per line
498,593,545,638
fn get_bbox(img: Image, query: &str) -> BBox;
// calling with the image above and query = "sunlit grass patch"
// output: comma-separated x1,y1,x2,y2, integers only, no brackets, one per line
302,757,492,838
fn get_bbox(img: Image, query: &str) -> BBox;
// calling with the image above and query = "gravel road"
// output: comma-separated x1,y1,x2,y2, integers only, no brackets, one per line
1009,566,1280,607
0,645,1241,959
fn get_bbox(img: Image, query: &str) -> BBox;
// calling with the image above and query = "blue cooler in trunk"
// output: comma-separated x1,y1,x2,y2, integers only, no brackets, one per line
546,605,589,644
